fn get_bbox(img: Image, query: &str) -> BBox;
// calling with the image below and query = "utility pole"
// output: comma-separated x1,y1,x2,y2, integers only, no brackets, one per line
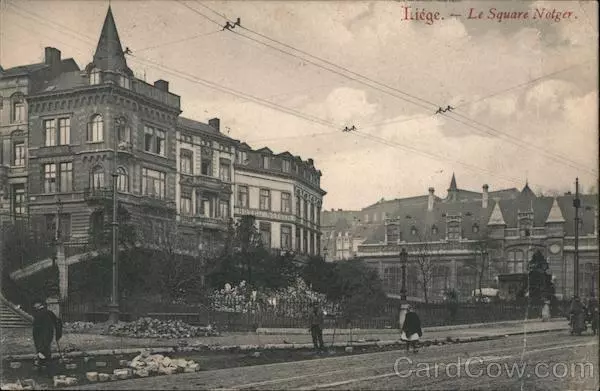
108,117,124,324
573,178,580,298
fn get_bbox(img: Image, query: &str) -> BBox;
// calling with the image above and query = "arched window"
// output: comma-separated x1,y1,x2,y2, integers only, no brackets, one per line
90,68,101,85
472,224,479,233
88,115,104,142
90,166,105,189
11,93,25,123
117,167,129,192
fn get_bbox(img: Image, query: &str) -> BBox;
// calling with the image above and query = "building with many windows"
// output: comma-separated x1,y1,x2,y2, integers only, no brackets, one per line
0,6,325,258
234,144,326,256
323,174,598,301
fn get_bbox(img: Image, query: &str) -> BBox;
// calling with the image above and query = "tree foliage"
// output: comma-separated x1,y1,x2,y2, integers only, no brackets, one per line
528,250,555,303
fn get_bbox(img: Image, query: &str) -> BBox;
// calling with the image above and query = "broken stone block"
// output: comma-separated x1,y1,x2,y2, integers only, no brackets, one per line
113,368,133,380
186,363,200,372
65,363,77,370
9,362,22,369
345,347,353,353
53,376,77,387
86,372,99,382
95,361,107,367
158,366,177,376
252,352,261,358
98,373,110,382
1,383,22,390
119,359,129,366
110,374,118,381
162,357,172,367
173,359,188,368
21,380,36,389
134,369,150,377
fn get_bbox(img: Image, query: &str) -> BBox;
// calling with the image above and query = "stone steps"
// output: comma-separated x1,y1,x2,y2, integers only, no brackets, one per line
0,295,32,328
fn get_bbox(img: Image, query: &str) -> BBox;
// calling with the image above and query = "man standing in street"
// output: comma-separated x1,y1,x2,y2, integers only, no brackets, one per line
32,299,62,376
309,303,325,352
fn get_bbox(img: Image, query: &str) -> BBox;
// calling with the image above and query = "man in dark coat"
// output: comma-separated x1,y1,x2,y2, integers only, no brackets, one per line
569,296,586,335
32,300,62,373
309,303,325,352
401,306,423,353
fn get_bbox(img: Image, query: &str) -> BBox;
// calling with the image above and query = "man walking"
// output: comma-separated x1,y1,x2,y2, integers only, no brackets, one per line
309,303,325,352
32,300,62,375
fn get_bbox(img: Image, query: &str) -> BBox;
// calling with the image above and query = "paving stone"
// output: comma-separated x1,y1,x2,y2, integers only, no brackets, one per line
85,372,99,382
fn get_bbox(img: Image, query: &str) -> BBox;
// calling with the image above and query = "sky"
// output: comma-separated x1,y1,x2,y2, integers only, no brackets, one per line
1,0,598,210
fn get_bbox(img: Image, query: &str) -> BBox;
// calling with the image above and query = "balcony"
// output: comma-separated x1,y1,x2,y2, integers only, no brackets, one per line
84,188,176,210
132,80,180,109
179,214,229,230
84,187,113,201
357,240,478,256
235,207,295,223
140,196,177,211
180,174,232,193
29,145,74,159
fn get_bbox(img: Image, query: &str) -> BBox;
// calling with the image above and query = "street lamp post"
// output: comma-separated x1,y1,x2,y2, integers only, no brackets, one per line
398,248,409,329
108,117,125,324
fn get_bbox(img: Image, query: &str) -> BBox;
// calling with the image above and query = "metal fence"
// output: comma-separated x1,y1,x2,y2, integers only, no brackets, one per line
61,296,571,331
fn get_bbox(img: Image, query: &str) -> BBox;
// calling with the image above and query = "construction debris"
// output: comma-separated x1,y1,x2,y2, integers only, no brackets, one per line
63,321,95,333
126,350,200,376
0,379,39,390
105,317,219,339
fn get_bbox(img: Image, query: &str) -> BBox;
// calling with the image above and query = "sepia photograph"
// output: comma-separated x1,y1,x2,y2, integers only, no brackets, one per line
0,0,598,389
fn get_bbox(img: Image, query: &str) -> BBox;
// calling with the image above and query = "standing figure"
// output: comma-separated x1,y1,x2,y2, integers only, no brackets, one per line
309,303,325,352
32,300,62,374
401,305,422,353
569,296,586,335
541,300,551,322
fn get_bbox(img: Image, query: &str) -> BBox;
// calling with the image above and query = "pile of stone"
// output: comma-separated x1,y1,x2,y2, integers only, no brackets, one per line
127,350,200,376
63,321,95,333
0,379,41,390
105,317,219,339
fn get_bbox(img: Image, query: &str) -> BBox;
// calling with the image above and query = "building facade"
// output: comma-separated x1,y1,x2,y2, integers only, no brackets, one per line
234,144,326,256
324,174,598,301
0,7,325,257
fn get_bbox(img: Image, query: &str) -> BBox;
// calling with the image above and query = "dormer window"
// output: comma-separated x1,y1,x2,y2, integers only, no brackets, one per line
282,160,291,173
90,68,101,85
119,75,131,89
261,155,270,169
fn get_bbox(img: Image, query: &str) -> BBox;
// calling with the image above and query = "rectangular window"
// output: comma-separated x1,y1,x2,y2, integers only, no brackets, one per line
282,160,291,173
259,189,271,211
199,197,211,217
259,222,271,248
142,168,166,199
219,159,231,182
119,125,130,143
296,197,301,217
281,225,292,249
303,200,308,219
310,204,315,222
281,192,291,213
59,162,73,192
447,222,461,240
180,150,193,174
236,151,248,164
43,163,57,193
12,184,25,216
295,226,301,251
261,156,270,169
119,75,131,89
219,200,230,219
303,230,308,254
13,102,25,122
238,185,249,208
387,224,399,243
180,194,192,216
155,129,165,155
13,142,25,166
201,158,212,176
58,118,70,145
144,126,154,152
44,119,57,147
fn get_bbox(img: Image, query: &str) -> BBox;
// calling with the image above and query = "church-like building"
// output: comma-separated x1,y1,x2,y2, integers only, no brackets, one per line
322,174,598,301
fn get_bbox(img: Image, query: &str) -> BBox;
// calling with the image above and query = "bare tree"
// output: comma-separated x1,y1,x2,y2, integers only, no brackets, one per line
411,230,438,304
464,232,501,301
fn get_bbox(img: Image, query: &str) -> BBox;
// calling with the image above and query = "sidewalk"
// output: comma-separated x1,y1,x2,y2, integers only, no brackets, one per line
1,318,568,360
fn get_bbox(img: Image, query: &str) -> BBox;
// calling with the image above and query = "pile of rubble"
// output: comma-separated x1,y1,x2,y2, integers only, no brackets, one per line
63,321,95,333
0,379,41,390
126,350,200,376
104,317,219,339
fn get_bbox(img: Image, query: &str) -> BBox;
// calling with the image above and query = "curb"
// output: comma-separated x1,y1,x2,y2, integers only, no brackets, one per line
256,318,566,335
3,326,568,362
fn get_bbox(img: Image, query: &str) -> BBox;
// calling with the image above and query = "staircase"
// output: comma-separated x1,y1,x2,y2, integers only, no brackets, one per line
0,294,32,328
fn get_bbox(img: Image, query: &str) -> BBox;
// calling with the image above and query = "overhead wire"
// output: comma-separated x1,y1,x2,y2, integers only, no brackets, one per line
188,1,597,175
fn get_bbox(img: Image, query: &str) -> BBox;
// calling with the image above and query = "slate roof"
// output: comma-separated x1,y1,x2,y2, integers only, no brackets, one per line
1,59,79,81
91,6,132,76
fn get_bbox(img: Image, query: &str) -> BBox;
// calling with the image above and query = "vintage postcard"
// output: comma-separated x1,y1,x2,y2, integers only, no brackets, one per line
0,0,598,390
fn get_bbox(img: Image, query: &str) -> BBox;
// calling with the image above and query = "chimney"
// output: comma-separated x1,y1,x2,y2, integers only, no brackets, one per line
428,187,435,211
44,47,61,74
482,184,489,208
208,118,220,132
307,158,314,166
154,79,169,92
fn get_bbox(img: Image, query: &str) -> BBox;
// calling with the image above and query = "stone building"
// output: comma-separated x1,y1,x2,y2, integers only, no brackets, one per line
234,144,326,256
0,7,325,256
326,174,598,301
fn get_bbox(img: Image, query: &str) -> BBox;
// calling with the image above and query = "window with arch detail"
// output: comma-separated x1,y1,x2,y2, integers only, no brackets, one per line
90,166,105,189
88,115,104,142
431,225,439,235
117,167,129,192
472,223,479,233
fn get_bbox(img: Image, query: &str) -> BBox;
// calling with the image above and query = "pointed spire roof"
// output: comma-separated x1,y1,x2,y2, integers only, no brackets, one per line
546,198,565,224
92,6,132,75
487,202,506,226
448,173,457,191
520,181,536,198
